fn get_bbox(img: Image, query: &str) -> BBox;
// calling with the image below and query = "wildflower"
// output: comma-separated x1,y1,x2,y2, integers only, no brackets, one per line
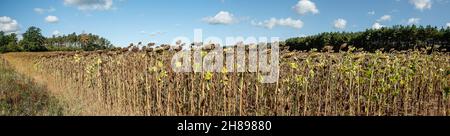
289,62,298,69
157,70,168,82
160,71,168,78
309,69,315,77
96,58,102,65
201,51,208,58
73,54,81,62
148,66,158,73
400,79,405,85
295,75,305,86
204,72,213,81
258,75,264,83
221,67,228,74
157,61,164,68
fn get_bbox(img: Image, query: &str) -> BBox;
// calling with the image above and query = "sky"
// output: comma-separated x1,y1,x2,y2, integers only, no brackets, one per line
1,0,450,47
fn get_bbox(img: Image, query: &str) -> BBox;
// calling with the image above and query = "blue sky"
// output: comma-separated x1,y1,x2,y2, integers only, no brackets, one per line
1,0,450,47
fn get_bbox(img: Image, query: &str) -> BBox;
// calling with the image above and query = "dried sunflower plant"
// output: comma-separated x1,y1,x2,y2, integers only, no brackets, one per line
6,29,449,116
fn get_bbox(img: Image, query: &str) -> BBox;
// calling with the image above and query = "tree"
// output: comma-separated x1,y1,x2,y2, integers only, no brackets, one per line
0,31,5,52
45,32,113,51
0,32,21,53
286,25,450,52
20,26,47,51
5,33,20,52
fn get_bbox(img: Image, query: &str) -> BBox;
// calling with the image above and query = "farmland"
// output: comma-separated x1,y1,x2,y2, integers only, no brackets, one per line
0,57,62,115
1,48,449,116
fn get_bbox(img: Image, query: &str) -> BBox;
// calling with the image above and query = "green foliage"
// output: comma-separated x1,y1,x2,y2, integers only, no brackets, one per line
45,32,114,51
286,25,450,52
1,26,115,53
20,26,47,52
0,32,21,53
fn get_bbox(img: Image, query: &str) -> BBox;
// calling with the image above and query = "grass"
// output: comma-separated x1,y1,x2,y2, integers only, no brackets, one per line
0,57,63,116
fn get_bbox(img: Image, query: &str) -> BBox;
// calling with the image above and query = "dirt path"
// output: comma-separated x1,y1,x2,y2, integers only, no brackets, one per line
1,56,63,115
1,53,106,115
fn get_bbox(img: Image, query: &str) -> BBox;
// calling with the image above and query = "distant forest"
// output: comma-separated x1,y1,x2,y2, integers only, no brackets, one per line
0,26,113,53
286,25,450,52
2,25,450,53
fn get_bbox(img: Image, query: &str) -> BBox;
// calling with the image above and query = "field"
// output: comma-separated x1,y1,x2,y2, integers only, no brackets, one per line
1,48,449,116
0,58,62,115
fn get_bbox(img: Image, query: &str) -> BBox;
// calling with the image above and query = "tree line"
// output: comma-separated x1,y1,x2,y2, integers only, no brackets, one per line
3,25,450,53
0,26,114,53
285,25,450,52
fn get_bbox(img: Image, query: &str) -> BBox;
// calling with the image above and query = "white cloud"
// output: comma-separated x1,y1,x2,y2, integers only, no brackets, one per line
34,7,55,14
333,18,347,29
140,30,164,37
390,9,399,13
407,18,420,24
447,22,450,27
409,0,432,11
52,30,61,36
252,18,304,29
203,11,236,25
34,8,45,14
377,15,392,22
368,11,375,15
293,0,319,15
372,22,384,29
0,16,20,34
64,0,113,11
45,15,59,23
149,32,164,37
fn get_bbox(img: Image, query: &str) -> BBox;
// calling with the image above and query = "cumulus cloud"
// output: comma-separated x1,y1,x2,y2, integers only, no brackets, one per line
149,32,164,37
377,15,392,22
293,0,319,15
447,22,450,27
139,30,147,35
34,8,45,14
52,30,61,36
409,0,432,11
34,7,56,14
140,30,164,37
368,11,375,15
64,0,113,11
333,18,347,29
45,15,59,23
372,22,384,29
407,18,420,24
252,18,304,29
0,16,20,34
203,11,236,25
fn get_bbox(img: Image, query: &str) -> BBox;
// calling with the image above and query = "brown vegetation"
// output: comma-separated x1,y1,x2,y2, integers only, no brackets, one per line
1,48,449,116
